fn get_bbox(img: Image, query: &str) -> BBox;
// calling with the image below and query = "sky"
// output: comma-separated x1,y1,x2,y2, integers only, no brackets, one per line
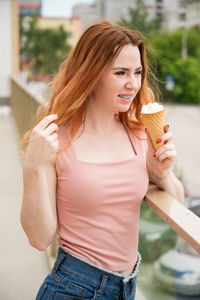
42,0,95,18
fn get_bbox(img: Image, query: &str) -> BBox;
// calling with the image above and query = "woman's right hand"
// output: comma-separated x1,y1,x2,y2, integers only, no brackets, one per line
24,114,58,169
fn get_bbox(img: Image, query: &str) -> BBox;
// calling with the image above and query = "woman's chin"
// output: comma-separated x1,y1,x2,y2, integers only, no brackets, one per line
118,104,132,113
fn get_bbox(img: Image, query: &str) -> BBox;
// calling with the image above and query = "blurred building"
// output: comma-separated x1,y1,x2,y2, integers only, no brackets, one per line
186,0,200,27
73,0,142,31
164,0,200,29
19,0,41,16
73,0,199,31
73,1,97,32
0,0,19,104
162,0,186,30
72,0,178,31
37,16,81,48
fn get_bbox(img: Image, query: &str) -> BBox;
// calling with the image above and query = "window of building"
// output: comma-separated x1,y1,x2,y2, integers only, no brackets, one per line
179,0,186,8
156,0,163,3
179,12,186,21
156,5,162,10
198,4,200,15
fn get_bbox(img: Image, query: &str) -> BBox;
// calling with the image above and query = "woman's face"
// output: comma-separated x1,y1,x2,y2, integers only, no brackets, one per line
89,44,142,113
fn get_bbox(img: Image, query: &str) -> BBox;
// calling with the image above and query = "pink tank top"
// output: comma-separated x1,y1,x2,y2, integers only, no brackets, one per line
56,124,149,271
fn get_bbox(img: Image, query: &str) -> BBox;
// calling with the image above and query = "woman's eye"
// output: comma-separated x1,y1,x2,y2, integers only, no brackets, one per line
115,71,125,75
135,70,143,75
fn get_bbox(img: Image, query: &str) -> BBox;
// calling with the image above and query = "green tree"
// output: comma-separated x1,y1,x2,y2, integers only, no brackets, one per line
170,56,200,104
118,0,163,37
20,16,71,75
151,27,200,103
151,27,200,61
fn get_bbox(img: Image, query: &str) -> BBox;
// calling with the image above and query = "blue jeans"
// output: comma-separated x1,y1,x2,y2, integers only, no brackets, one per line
36,247,141,300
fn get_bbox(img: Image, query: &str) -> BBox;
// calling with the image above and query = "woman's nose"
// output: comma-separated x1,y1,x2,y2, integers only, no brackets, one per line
125,75,139,90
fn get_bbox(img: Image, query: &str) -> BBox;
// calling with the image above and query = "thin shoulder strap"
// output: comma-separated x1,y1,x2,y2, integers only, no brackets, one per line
123,123,137,156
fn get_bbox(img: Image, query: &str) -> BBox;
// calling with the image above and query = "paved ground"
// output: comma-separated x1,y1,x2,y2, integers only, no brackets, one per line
0,104,199,300
165,104,200,196
0,109,50,300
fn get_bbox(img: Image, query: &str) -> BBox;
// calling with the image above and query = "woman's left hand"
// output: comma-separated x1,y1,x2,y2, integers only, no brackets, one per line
146,125,177,180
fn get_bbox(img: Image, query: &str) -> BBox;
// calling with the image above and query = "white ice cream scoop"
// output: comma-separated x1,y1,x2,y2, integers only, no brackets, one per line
141,102,164,114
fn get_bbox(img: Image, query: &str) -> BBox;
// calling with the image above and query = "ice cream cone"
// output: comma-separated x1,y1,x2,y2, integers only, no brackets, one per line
141,108,166,150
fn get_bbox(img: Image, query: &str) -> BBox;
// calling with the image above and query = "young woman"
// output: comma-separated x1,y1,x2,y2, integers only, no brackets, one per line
20,20,184,300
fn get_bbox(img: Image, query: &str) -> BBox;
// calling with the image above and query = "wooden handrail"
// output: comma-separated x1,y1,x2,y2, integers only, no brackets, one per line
145,184,200,254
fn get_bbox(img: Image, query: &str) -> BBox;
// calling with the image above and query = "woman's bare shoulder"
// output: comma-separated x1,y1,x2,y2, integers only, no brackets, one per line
57,124,70,150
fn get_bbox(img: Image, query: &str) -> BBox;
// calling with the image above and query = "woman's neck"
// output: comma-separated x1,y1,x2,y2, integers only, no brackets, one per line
84,101,120,136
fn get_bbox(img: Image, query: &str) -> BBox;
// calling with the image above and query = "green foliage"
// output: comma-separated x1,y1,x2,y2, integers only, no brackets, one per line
151,27,200,103
151,29,183,61
20,16,71,75
171,56,200,104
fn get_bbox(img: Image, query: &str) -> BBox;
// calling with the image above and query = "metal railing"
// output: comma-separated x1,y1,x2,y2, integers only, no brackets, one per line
10,76,200,267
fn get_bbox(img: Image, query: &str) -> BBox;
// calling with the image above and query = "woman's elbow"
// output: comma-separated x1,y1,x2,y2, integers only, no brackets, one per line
20,220,55,251
29,238,49,251
27,230,56,251
20,212,57,251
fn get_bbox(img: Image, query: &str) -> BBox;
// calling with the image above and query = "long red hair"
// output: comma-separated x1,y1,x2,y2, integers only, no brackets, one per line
22,20,154,151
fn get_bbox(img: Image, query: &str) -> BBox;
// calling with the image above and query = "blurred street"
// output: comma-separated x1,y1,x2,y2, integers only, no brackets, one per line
166,104,200,196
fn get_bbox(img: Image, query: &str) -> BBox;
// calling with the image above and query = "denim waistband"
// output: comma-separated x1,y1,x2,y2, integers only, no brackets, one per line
52,247,141,295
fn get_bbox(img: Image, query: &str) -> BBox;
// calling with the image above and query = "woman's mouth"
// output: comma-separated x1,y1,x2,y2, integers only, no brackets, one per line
118,94,133,102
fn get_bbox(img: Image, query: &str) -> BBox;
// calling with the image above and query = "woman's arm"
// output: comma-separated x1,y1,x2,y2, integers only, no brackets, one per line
20,114,58,250
148,169,185,204
146,125,185,204
21,163,57,250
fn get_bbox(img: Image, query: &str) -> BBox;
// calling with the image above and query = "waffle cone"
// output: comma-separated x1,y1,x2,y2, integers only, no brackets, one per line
142,108,166,150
